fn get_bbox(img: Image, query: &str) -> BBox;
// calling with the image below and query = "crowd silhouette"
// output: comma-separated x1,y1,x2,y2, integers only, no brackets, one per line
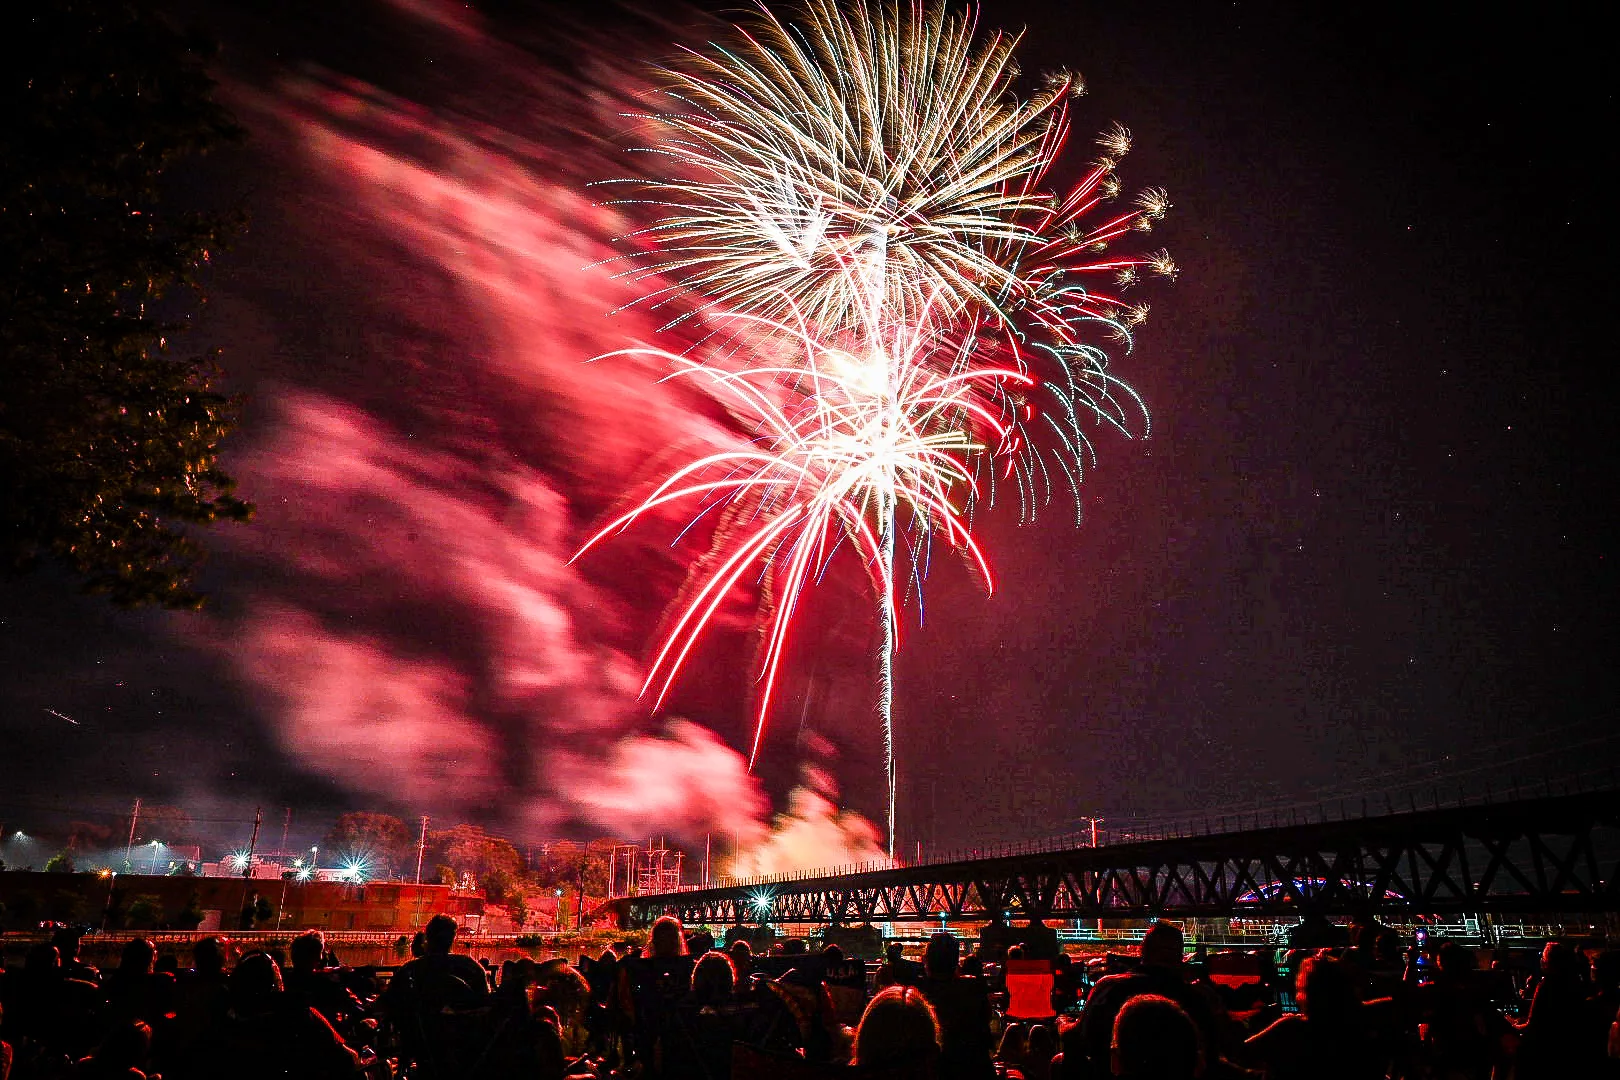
3,914,1619,1078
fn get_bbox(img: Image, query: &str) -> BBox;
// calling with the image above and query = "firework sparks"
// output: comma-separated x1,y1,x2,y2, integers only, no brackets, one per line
587,0,1171,856
577,306,1027,765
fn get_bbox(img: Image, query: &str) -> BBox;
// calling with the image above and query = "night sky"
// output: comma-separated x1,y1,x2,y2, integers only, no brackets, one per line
1,0,1613,864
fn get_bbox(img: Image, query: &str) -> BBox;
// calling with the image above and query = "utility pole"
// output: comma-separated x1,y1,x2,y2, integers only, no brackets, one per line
244,808,263,877
240,808,262,930
410,815,431,932
124,798,141,871
703,834,711,889
415,815,429,885
278,808,292,865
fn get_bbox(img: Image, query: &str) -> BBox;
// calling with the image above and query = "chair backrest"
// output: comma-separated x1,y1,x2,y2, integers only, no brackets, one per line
1206,950,1264,988
1003,959,1055,1020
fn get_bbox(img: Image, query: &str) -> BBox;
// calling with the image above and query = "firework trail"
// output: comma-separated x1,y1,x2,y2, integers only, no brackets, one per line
590,0,1173,856
578,303,1025,752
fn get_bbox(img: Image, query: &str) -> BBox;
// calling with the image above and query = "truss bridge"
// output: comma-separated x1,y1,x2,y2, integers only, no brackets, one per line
613,788,1620,929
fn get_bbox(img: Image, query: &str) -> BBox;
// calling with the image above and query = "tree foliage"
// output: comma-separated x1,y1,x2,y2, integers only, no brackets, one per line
1,0,250,607
533,839,614,927
423,824,525,902
126,893,163,929
44,850,76,873
324,812,415,878
175,891,204,930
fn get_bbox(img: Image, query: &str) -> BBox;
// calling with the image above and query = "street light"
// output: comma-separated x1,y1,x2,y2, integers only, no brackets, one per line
101,869,118,931
148,840,163,875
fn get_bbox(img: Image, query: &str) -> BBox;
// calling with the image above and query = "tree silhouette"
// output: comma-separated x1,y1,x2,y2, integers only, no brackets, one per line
1,0,250,607
325,812,415,878
427,824,523,901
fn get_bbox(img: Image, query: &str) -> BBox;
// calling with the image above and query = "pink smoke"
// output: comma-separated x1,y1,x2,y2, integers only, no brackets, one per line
727,768,886,878
194,7,883,867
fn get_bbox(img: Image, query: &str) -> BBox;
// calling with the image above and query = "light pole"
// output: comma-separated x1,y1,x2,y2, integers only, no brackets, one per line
100,869,118,930
278,867,294,931
148,840,163,875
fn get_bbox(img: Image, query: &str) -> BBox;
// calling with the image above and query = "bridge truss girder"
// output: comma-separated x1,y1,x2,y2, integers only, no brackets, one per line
617,790,1620,929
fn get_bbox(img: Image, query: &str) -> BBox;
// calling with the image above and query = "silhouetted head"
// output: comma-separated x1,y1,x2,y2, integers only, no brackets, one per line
853,986,940,1069
1027,1023,1056,1062
997,1021,1028,1061
290,930,325,971
1594,950,1620,994
885,942,905,963
120,937,156,975
25,943,60,974
691,951,736,1005
822,944,845,964
51,926,84,961
193,936,227,976
231,952,284,1011
687,929,716,956
536,961,589,1026
1297,955,1357,1024
649,915,687,959
924,932,960,978
424,914,458,955
1140,921,1185,969
1111,994,1201,1080
94,1020,153,1071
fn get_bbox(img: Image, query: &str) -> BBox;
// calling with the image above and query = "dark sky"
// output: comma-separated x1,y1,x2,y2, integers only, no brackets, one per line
1,0,1614,864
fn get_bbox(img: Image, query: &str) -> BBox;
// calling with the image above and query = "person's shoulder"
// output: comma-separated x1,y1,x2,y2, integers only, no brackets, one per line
1245,1011,1305,1047
1084,971,1142,1000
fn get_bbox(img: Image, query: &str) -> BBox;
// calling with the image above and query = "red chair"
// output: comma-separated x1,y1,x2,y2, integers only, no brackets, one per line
1003,959,1056,1020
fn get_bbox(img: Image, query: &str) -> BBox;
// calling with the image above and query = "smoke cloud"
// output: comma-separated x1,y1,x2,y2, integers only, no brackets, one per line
728,768,886,877
191,1,882,867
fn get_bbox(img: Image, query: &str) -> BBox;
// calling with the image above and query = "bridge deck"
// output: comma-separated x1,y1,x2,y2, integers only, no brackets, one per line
614,789,1620,928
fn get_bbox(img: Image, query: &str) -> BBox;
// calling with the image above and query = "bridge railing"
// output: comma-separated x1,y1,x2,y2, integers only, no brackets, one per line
682,773,1619,896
